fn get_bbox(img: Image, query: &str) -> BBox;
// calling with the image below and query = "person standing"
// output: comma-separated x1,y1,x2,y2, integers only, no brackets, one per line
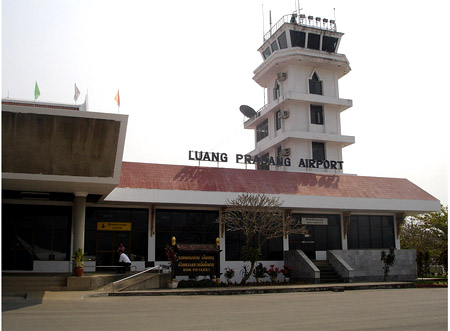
116,242,125,254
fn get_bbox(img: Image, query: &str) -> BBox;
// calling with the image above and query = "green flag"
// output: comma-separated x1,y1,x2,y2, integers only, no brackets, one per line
34,81,40,100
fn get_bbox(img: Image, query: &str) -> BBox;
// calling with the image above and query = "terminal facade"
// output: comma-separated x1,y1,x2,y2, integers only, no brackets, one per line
2,13,440,282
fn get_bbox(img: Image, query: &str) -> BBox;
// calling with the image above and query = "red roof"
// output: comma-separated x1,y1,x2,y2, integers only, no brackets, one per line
119,162,437,201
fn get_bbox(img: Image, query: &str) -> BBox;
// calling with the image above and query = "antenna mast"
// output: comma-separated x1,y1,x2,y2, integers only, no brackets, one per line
262,4,265,41
269,10,272,35
333,8,337,30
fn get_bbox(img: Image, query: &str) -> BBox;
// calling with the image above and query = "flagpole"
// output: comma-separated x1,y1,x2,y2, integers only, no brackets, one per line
114,89,120,114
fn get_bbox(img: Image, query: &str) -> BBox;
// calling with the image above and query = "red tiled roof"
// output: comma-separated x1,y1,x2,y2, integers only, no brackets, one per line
118,162,437,201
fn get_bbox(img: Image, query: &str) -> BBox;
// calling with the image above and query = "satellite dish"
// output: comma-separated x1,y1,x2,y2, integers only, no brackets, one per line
239,105,257,118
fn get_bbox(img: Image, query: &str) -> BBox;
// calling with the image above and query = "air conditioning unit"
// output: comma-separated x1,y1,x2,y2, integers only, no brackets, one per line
281,110,290,119
277,72,287,81
280,148,291,157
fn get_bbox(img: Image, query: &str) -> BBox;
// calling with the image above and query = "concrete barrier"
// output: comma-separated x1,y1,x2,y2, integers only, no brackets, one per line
284,250,320,283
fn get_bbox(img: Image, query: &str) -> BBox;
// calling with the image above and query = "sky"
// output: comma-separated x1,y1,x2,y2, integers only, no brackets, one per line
2,0,448,206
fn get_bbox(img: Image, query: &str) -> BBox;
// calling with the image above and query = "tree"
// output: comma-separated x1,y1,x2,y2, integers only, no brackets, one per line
380,247,395,281
401,205,448,274
217,193,307,284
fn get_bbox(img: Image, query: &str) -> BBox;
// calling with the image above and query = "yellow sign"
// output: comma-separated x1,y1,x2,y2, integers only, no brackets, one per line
97,222,132,231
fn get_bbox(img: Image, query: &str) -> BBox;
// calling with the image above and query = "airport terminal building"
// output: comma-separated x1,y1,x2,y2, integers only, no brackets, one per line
2,14,440,283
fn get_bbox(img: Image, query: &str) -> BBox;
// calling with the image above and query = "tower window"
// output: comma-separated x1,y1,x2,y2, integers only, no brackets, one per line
257,153,270,170
256,119,269,142
307,33,320,50
322,36,338,53
276,146,283,158
312,142,325,161
262,47,272,60
310,105,324,125
277,32,288,49
273,81,280,100
309,73,323,95
290,30,306,48
275,110,282,130
271,40,279,52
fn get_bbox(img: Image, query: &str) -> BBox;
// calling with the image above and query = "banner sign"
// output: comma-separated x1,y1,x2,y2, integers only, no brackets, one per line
97,222,132,231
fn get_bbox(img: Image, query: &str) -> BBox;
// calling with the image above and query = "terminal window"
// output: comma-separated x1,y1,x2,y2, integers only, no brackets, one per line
275,110,282,130
256,119,269,142
257,153,270,171
310,105,324,124
155,210,219,261
309,72,323,95
273,81,280,100
312,142,326,161
347,216,395,249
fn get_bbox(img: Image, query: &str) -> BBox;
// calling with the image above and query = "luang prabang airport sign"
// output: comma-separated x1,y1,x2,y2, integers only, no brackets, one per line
188,150,343,170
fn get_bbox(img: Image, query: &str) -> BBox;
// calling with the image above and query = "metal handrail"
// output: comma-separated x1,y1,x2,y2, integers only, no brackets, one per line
264,14,337,41
112,265,163,291
243,104,266,125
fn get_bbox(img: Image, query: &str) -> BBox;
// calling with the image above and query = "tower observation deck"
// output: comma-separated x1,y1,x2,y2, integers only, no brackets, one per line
243,13,355,174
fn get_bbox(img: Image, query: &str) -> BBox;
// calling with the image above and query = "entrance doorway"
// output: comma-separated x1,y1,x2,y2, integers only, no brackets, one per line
96,231,130,266
289,214,342,260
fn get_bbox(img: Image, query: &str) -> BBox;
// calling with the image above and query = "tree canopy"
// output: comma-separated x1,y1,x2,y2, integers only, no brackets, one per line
217,193,307,283
401,205,448,273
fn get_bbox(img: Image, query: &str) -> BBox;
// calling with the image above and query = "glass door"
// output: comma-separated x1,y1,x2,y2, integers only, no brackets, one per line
300,226,316,260
96,231,130,265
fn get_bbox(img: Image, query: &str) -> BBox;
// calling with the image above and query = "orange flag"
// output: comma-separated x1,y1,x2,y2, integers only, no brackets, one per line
114,90,120,107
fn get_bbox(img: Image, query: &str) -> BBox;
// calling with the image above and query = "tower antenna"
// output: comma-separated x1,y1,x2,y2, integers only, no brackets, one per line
269,10,272,34
262,4,265,41
333,8,337,30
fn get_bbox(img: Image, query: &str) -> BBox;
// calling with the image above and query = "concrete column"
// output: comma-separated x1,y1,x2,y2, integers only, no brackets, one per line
148,206,155,262
341,212,351,250
73,192,88,252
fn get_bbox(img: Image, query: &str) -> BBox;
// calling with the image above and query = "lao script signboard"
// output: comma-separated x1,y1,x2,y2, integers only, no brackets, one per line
301,217,328,225
174,244,220,278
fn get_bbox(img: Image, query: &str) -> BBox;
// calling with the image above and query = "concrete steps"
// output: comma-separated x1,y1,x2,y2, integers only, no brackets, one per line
313,261,343,284
2,274,69,296
2,271,168,294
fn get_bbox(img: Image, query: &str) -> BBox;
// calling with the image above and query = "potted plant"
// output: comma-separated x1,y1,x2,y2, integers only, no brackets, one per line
267,265,280,283
72,248,85,277
224,267,235,285
253,263,267,283
281,264,293,283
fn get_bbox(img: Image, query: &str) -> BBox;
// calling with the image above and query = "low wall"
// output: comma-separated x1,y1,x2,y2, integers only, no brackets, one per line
330,249,417,282
284,250,320,283
327,251,354,282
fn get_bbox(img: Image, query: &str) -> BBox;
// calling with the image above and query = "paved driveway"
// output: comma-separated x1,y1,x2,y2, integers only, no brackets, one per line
2,288,447,330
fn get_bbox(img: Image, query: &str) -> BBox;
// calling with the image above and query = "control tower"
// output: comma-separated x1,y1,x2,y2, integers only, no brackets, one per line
242,13,355,174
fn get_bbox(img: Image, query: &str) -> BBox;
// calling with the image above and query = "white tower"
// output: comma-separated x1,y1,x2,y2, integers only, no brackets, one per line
243,13,354,174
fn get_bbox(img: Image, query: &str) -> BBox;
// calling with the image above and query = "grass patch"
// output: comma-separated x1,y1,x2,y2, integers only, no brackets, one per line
415,279,448,288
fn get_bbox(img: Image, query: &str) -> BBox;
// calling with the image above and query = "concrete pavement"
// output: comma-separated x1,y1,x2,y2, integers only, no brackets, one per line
2,288,447,330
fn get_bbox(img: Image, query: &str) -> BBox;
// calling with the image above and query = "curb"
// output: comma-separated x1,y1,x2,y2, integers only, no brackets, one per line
99,282,416,297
